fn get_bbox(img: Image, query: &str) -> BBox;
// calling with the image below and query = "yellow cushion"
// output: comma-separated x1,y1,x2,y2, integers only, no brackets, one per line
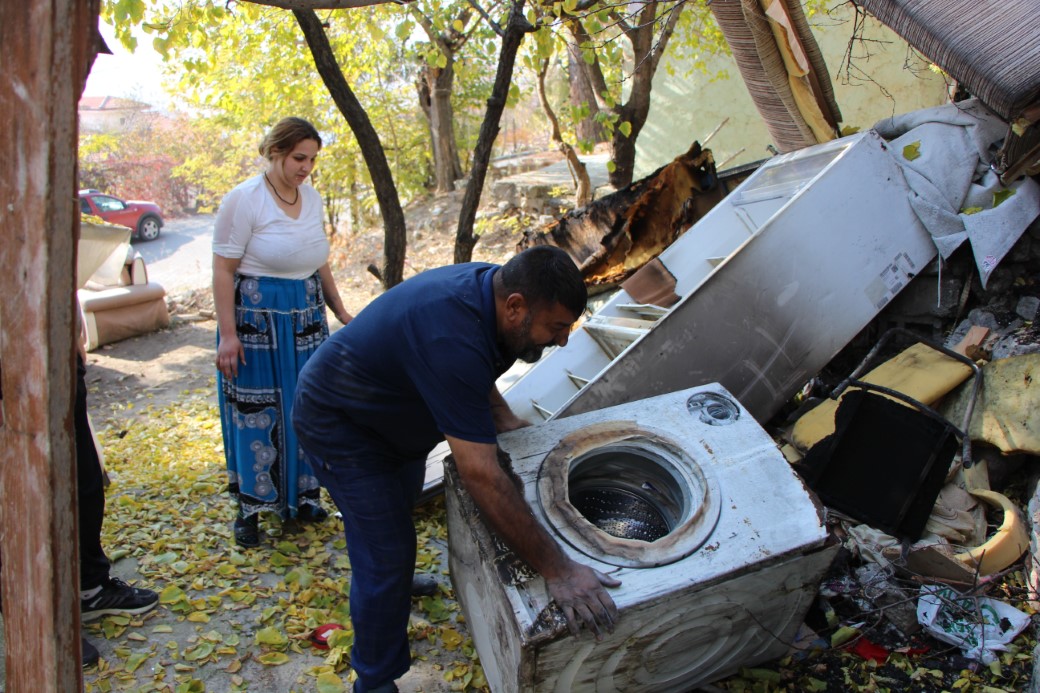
791,343,973,451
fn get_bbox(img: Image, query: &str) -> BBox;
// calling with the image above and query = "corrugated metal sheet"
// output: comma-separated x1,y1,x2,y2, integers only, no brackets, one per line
853,0,1040,120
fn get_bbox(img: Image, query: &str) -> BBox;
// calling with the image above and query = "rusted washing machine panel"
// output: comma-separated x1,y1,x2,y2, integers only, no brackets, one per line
444,384,836,693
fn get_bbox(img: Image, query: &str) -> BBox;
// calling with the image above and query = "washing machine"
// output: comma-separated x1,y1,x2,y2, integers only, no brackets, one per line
444,384,837,693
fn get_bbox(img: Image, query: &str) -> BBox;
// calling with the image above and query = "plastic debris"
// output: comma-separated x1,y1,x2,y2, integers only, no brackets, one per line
916,585,1030,663
308,623,346,651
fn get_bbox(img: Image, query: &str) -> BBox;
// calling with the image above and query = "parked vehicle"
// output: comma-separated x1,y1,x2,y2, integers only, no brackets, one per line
79,190,164,241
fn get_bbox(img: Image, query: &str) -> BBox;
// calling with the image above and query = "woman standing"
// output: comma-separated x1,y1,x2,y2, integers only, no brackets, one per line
213,117,352,548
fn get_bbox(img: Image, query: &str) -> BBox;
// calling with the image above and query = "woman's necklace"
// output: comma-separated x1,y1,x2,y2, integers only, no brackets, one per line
264,172,299,206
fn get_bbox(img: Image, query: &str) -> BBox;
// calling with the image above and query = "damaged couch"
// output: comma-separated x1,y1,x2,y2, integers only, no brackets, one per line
77,220,170,351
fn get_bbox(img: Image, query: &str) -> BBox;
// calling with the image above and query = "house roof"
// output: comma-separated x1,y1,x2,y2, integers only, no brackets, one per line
853,0,1040,122
78,95,153,112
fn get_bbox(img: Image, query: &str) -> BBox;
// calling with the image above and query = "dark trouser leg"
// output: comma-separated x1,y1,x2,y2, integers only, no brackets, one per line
76,354,110,590
307,449,425,692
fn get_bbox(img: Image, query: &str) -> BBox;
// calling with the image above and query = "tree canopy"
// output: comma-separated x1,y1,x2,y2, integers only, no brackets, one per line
97,0,778,281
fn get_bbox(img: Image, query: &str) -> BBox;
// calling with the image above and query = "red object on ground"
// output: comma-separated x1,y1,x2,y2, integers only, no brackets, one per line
309,623,346,650
848,637,891,664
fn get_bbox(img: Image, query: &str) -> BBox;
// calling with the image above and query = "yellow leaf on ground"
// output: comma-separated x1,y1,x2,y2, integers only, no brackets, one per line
440,626,465,651
316,672,346,693
258,651,290,666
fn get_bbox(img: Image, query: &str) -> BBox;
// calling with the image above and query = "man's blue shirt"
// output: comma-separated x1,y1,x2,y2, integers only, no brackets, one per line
293,262,510,462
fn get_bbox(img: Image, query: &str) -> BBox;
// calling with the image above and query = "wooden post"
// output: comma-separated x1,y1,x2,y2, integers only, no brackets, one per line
0,0,99,689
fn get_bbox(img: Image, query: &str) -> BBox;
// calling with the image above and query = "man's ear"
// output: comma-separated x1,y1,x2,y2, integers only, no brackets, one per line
503,292,528,323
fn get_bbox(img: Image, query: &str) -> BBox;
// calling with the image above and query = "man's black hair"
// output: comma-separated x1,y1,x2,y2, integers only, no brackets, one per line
498,246,587,317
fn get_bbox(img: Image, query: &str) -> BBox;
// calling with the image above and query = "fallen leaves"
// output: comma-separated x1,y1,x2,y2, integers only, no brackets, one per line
86,388,1039,693
903,140,922,161
83,396,482,691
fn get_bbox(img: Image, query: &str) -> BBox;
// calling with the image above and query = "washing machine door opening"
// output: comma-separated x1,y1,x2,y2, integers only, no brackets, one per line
537,425,722,569
568,447,683,542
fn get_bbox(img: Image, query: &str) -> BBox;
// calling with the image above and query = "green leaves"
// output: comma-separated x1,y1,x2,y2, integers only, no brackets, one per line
316,672,348,692
903,140,922,161
256,627,288,648
183,641,215,661
993,188,1016,207
110,0,145,26
396,20,415,40
258,651,290,666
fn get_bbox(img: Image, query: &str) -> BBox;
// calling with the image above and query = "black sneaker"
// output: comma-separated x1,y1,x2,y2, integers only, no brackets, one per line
81,576,159,622
353,682,399,693
82,637,100,668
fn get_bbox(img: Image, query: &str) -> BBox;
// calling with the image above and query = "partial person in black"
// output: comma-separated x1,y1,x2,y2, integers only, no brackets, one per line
76,351,159,666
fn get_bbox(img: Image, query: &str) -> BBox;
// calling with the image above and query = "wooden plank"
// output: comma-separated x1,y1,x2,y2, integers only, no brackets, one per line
0,0,100,689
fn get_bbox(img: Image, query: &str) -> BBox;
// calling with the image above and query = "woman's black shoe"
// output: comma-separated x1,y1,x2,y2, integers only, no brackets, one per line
297,504,329,523
234,514,260,548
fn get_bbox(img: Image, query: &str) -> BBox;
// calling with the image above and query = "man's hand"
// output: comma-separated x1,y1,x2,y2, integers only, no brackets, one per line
489,386,531,433
447,436,621,640
545,561,621,640
494,409,532,433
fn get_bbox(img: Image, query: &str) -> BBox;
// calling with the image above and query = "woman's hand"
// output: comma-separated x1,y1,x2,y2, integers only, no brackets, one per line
334,308,353,326
216,333,246,379
212,254,244,379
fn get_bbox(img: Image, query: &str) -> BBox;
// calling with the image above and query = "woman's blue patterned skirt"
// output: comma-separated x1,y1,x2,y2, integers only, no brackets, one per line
218,273,329,520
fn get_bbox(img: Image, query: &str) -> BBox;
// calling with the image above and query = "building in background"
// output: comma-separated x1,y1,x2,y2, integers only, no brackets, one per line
78,95,158,134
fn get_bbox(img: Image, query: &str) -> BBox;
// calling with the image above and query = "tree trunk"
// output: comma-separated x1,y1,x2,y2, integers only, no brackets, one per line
413,7,470,192
567,20,611,112
566,40,606,145
294,9,406,288
425,60,462,193
607,25,653,188
607,1,683,188
609,100,646,189
454,0,533,264
1,1,95,689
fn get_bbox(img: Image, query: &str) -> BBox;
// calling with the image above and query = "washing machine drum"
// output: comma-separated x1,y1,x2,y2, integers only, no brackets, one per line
570,483,672,542
537,422,722,569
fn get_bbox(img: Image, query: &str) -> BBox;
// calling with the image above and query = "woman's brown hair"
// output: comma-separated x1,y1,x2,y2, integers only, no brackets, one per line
259,117,322,160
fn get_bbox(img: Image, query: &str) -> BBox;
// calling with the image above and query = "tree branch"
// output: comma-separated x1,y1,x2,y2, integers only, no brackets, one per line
467,0,501,35
251,0,413,9
608,8,632,35
649,1,681,73
454,0,536,262
536,57,592,206
410,6,453,53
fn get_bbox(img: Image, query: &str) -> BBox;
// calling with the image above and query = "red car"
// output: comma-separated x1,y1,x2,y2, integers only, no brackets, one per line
79,190,164,241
